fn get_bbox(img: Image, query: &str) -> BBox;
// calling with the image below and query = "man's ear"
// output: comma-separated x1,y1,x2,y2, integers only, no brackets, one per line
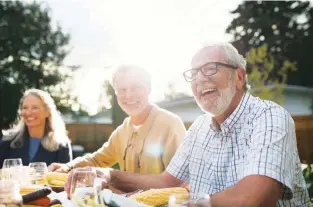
235,68,246,90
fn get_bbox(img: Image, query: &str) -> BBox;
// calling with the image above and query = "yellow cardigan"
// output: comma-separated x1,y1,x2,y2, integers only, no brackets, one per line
69,105,186,174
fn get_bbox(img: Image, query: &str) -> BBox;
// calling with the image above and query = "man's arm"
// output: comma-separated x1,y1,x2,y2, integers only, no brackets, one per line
65,168,184,198
162,118,186,168
49,129,120,172
209,106,297,206
109,170,184,192
210,175,281,207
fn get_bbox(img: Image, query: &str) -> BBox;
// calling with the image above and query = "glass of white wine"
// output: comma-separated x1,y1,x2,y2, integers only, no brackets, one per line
28,162,48,185
1,158,23,183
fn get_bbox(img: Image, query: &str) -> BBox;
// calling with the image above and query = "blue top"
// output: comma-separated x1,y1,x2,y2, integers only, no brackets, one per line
0,137,72,168
29,137,41,161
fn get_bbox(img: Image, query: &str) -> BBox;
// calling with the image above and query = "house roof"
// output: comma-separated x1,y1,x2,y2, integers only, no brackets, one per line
63,85,313,124
157,85,313,108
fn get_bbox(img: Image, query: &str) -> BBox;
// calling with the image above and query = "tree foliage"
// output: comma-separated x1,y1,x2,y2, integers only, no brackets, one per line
0,1,84,133
246,44,296,104
164,82,188,101
99,80,127,129
226,1,313,87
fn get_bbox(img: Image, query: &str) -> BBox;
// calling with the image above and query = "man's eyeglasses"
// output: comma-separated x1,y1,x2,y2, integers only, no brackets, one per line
183,61,237,82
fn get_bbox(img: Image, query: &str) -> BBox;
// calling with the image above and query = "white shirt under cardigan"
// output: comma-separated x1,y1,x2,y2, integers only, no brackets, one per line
167,92,309,206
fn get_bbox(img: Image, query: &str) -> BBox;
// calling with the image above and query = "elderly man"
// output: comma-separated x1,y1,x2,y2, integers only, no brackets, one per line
65,43,309,206
49,65,186,174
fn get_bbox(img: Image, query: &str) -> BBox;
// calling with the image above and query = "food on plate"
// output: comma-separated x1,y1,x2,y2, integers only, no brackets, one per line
129,187,189,207
50,204,62,207
72,193,105,207
20,185,44,195
23,196,51,206
45,172,68,186
22,188,51,203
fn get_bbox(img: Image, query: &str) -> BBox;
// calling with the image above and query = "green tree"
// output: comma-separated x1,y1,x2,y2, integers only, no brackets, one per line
226,1,313,87
0,1,83,134
99,80,127,129
246,44,296,104
303,165,313,206
164,82,188,101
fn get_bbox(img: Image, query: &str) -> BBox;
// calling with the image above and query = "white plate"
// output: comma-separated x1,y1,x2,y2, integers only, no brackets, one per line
101,189,149,207
59,187,150,207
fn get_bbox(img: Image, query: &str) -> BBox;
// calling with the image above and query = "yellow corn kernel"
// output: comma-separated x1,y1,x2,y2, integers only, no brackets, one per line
129,187,189,207
45,172,68,182
48,179,66,186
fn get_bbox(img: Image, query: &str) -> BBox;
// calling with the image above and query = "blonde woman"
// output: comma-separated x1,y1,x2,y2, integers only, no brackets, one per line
0,89,72,167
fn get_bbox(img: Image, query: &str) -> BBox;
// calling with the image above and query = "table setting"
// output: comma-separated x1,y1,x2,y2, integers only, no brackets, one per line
0,158,207,207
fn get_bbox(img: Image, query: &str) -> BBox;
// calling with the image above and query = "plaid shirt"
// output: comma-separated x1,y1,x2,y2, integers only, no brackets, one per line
167,92,310,206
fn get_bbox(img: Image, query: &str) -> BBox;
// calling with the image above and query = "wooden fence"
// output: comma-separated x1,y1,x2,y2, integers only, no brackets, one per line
66,123,114,152
293,115,313,164
66,115,313,163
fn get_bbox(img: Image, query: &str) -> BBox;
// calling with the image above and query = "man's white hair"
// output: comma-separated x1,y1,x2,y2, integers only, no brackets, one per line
110,65,151,89
202,42,251,90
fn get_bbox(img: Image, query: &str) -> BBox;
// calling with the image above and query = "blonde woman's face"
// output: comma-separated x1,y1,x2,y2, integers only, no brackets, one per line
21,95,50,129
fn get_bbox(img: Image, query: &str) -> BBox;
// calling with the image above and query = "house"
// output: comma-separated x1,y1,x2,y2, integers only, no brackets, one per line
64,85,313,162
62,108,112,124
158,85,313,123
63,85,313,124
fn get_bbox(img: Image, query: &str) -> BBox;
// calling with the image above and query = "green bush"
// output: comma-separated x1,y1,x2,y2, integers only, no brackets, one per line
303,165,313,205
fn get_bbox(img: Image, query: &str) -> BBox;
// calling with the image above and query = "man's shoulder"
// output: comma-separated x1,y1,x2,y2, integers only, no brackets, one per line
188,114,212,130
247,95,293,124
155,105,184,123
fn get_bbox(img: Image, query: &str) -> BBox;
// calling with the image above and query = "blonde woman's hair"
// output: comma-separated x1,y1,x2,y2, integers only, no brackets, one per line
2,88,70,151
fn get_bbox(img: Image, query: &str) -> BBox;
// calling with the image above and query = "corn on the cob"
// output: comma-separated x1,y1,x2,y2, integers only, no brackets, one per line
129,187,189,207
49,180,66,186
50,204,62,207
20,185,43,195
45,172,68,186
45,172,68,182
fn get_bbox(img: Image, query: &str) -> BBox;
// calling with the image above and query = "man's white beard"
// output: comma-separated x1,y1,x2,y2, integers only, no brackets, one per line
197,79,236,117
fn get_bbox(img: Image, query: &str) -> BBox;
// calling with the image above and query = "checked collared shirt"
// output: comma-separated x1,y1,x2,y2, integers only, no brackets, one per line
167,92,309,206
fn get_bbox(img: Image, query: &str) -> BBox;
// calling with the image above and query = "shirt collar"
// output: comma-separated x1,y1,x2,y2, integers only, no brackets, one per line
210,92,251,133
127,104,159,134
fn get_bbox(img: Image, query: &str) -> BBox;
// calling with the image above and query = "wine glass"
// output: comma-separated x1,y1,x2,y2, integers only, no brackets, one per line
28,162,48,185
168,193,211,207
2,158,23,169
70,169,103,207
1,158,23,182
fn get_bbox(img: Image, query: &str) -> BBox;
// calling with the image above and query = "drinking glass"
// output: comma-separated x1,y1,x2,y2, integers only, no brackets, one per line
70,169,103,207
28,162,48,185
1,159,23,183
2,158,23,169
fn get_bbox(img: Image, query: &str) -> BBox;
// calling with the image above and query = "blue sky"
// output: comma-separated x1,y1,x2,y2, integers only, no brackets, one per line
45,0,243,114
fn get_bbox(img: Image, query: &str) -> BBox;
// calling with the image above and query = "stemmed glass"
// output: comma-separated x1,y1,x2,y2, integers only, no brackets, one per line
1,158,23,183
